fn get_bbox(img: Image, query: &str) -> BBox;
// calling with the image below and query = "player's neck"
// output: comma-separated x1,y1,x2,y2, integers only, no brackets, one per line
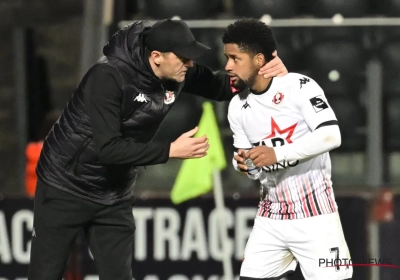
250,75,273,94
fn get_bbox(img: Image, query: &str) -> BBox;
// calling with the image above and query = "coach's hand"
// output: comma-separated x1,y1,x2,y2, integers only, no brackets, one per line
233,149,248,172
246,146,277,167
259,51,288,78
169,127,209,159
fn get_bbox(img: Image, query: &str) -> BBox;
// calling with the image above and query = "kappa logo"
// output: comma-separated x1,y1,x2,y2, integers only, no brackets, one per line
299,77,310,89
164,90,175,104
134,93,148,103
242,101,251,109
272,92,284,105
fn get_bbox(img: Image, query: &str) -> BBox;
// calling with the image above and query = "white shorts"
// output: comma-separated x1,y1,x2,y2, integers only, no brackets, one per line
240,212,353,280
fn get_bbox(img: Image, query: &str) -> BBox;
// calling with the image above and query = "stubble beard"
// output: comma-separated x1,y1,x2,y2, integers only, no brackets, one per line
238,67,259,89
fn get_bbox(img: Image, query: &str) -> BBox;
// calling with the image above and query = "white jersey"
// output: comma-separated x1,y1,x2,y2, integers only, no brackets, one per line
228,73,338,220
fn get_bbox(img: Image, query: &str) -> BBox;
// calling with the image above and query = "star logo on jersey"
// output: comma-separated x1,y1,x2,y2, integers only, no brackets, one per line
272,92,284,105
263,117,298,144
242,101,251,109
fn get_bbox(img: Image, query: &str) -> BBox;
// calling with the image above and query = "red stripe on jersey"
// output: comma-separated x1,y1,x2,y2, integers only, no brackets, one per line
297,177,311,218
305,175,318,216
258,200,265,216
284,180,294,219
258,200,271,217
324,175,337,212
266,200,272,217
275,187,283,218
272,187,280,219
310,172,325,215
279,185,288,219
293,177,306,218
318,172,330,214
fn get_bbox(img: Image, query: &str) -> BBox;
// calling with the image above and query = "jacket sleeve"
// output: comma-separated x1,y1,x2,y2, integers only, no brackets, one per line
182,63,239,101
84,64,171,166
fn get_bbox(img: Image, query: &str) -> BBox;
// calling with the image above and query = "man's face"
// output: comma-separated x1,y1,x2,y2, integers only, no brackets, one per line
224,43,259,89
157,52,193,82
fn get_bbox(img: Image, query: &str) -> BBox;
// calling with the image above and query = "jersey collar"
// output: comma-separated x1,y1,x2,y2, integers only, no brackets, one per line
250,77,274,95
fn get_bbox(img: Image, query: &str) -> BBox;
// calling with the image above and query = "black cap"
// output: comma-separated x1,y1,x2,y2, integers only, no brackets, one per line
145,19,210,60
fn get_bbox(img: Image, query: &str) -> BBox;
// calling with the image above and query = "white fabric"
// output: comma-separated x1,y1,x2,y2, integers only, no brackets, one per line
228,73,340,219
274,125,341,163
240,212,353,280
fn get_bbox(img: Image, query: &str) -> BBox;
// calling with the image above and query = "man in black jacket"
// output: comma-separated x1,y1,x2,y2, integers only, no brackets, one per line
28,19,287,280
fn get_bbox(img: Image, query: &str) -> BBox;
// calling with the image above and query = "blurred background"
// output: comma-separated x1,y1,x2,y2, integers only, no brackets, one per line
0,0,399,279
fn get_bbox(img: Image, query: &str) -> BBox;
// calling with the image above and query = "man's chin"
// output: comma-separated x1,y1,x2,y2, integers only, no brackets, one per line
234,79,247,89
164,76,185,83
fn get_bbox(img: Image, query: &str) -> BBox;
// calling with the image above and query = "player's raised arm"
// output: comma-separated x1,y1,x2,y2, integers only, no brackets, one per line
182,63,235,101
182,52,287,102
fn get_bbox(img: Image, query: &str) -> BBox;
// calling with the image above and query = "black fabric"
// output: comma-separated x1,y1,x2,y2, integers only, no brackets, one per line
36,20,235,205
145,18,210,60
84,65,171,166
28,180,135,280
315,120,339,130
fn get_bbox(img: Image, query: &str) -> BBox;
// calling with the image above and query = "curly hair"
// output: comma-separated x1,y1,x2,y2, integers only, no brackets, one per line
222,18,277,62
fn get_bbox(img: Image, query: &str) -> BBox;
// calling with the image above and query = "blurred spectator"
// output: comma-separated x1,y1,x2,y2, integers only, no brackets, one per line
25,110,60,197
25,142,43,197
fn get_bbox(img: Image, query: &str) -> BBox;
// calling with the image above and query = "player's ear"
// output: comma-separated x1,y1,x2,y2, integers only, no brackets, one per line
255,53,265,68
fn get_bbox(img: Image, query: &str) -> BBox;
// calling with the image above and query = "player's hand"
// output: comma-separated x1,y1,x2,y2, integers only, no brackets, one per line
258,51,288,78
246,146,277,167
169,127,209,159
233,149,248,171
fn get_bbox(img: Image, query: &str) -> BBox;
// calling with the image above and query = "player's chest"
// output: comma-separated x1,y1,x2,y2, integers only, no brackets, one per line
238,98,306,145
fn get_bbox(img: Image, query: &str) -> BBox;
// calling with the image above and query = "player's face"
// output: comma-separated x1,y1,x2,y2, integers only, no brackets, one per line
224,43,259,88
156,52,193,82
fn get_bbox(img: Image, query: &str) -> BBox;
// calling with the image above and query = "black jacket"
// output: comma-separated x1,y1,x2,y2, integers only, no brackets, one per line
36,21,234,205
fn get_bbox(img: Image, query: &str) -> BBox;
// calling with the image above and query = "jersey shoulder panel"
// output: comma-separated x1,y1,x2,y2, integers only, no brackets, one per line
275,72,315,87
277,73,323,96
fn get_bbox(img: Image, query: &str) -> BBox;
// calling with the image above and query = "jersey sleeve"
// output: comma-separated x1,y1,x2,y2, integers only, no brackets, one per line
228,99,253,149
292,78,338,131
